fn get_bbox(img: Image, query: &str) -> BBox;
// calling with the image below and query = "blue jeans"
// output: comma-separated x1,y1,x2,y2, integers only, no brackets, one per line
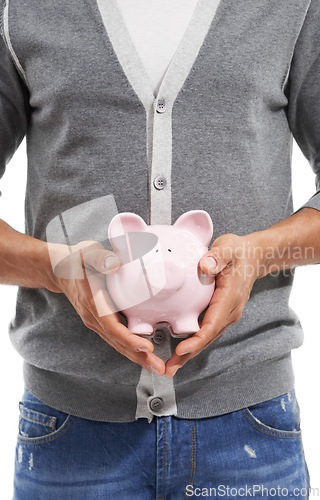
13,387,310,499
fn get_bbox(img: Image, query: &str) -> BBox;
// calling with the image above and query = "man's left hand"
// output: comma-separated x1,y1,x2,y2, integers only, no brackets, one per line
165,232,263,377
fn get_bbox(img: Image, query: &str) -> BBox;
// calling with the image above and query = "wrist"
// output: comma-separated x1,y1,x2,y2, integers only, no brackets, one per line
15,237,62,292
242,209,320,279
244,228,284,279
44,242,78,293
0,220,63,291
36,241,63,293
239,231,270,280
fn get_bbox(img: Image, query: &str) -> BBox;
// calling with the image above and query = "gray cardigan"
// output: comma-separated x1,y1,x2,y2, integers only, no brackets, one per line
0,0,319,422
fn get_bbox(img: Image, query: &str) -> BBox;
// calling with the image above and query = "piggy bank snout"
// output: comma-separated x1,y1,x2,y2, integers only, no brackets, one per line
164,260,185,291
145,258,185,294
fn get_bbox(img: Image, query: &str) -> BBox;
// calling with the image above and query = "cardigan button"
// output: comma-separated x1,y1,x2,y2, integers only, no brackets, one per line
156,98,166,113
149,397,163,412
153,328,166,345
153,175,167,190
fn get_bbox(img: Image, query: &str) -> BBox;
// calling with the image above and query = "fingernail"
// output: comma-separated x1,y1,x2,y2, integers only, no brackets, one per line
202,256,217,273
179,350,191,356
147,366,160,375
104,256,120,270
137,346,149,352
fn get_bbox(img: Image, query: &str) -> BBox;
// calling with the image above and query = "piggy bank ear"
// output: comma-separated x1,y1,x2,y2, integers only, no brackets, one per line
108,212,157,263
173,210,213,247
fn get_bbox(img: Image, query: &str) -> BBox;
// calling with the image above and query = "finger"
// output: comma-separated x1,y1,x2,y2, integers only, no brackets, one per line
165,352,193,377
165,322,232,378
101,330,165,374
175,286,239,355
64,275,155,356
101,327,165,375
85,273,154,353
51,242,121,279
86,271,119,318
125,348,166,375
199,254,219,275
97,314,167,375
107,323,166,375
79,242,122,274
198,253,226,276
58,266,164,373
81,308,165,374
98,317,154,354
199,235,238,275
176,313,236,356
73,271,163,371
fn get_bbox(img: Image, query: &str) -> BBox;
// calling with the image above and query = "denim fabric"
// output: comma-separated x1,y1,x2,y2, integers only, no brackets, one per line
13,387,311,499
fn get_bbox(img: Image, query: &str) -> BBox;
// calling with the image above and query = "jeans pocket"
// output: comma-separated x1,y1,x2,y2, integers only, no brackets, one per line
17,388,75,444
19,403,58,438
242,388,302,438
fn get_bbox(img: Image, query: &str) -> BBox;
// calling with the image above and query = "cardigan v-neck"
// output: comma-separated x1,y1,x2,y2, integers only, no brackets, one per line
95,0,222,227
115,0,200,96
96,0,220,103
1,0,320,423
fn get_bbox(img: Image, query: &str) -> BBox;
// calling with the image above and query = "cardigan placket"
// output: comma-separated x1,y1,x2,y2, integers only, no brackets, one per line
95,0,222,421
95,0,222,225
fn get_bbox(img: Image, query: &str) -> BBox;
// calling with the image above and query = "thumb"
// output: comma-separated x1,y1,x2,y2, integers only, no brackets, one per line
76,241,121,274
199,251,229,276
84,248,121,274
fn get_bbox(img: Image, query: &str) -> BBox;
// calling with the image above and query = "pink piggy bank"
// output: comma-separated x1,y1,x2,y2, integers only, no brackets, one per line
106,210,215,338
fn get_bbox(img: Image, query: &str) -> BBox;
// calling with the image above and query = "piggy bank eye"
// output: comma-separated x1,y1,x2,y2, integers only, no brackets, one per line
168,249,172,252
156,249,159,253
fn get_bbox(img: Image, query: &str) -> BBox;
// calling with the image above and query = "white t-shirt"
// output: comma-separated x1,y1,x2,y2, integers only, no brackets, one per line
116,0,199,95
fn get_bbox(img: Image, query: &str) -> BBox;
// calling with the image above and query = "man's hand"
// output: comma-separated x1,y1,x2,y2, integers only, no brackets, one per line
48,241,166,376
0,218,165,376
2,207,320,379
165,233,260,377
165,207,320,377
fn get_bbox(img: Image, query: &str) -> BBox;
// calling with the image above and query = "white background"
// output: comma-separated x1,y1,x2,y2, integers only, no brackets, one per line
0,138,319,496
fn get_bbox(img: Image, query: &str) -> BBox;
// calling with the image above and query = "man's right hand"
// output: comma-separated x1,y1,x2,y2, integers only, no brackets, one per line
48,240,166,375
0,219,165,375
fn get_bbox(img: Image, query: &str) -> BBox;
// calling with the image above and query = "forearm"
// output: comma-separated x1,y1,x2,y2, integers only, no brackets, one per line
0,218,57,290
246,208,320,278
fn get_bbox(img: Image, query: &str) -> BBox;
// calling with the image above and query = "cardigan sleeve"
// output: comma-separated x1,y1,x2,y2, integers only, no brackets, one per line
0,32,30,182
285,0,320,214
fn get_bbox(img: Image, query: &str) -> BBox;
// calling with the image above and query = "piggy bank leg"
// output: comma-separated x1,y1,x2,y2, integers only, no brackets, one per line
127,317,154,336
171,316,200,335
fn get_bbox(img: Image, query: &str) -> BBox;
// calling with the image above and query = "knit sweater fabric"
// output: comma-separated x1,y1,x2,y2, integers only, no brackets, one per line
0,0,320,422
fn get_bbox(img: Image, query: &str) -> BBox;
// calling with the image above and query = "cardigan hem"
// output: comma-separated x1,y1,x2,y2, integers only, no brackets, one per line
22,353,295,423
